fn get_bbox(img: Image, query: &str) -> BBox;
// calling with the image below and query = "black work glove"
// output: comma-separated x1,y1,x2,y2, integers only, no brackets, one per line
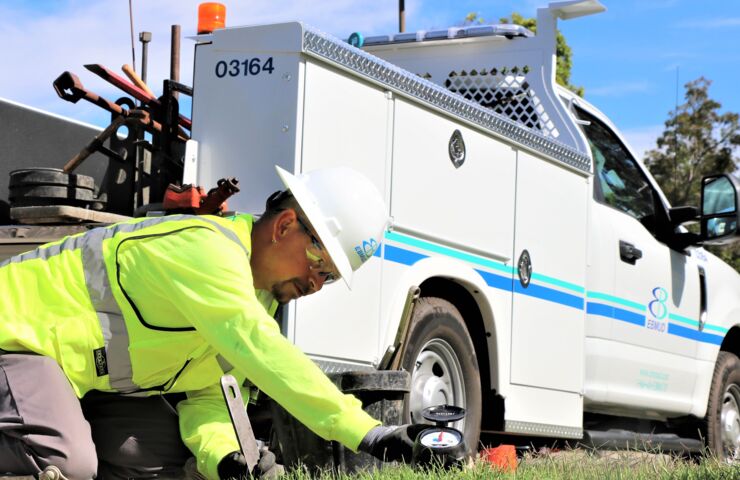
358,424,426,463
217,448,284,479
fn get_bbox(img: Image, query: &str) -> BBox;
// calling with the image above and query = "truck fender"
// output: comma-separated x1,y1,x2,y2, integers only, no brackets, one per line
380,255,501,387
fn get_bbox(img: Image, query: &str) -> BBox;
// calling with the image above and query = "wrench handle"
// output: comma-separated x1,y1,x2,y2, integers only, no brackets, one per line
63,116,126,173
220,374,260,473
122,63,157,99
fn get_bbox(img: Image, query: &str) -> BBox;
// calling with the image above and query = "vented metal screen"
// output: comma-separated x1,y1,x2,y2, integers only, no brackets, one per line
444,68,559,138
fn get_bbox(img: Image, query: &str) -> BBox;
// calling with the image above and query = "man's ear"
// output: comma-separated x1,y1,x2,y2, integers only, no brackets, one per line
273,208,297,241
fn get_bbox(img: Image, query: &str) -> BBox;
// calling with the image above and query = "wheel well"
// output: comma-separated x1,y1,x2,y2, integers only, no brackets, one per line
418,277,504,430
720,326,740,357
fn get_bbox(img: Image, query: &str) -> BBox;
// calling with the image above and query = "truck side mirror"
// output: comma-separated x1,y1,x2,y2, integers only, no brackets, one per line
700,174,740,246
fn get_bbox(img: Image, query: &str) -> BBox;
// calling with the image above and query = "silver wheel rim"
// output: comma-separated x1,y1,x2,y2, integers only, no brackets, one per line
720,383,740,462
409,338,466,431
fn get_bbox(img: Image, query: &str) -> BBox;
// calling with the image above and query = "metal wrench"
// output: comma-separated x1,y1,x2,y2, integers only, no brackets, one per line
53,71,128,117
52,71,166,135
84,63,192,130
220,374,261,473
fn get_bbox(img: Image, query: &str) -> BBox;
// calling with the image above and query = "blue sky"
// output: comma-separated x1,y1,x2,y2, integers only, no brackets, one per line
1,0,738,159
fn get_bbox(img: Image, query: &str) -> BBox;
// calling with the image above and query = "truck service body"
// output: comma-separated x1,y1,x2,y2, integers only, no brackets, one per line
1,0,739,460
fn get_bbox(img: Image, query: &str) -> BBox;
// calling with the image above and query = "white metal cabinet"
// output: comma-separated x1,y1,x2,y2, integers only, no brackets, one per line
509,151,588,394
294,60,392,364
191,23,306,214
389,99,516,263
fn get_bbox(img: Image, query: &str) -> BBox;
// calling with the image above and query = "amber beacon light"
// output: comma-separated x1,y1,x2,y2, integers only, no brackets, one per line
198,3,226,34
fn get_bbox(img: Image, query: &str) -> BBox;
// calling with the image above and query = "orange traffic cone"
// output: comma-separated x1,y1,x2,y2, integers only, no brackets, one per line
480,444,518,472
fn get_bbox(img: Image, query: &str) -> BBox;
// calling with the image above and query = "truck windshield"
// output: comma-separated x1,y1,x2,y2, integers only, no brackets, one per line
575,107,657,230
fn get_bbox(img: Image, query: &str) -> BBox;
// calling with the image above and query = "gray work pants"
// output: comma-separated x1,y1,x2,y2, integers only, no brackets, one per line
0,354,191,479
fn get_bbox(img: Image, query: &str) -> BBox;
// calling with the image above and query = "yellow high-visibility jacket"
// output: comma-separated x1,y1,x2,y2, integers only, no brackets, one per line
0,214,379,479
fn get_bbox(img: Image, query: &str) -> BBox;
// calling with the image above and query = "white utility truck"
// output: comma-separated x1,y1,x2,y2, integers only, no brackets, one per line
2,0,739,464
187,0,740,460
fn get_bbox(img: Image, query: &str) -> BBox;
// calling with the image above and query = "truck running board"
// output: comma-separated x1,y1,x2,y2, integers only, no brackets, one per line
582,429,704,454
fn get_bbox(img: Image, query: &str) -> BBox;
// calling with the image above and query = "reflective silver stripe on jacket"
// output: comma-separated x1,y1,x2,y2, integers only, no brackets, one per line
0,232,90,267
1,215,250,393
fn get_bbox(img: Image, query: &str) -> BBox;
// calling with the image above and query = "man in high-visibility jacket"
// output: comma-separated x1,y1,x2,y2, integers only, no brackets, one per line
0,166,416,479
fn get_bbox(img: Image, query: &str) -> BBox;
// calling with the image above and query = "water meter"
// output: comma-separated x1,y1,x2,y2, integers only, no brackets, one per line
411,405,467,467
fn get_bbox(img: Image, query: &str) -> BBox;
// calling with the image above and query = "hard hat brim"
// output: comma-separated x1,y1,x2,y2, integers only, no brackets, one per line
275,166,353,288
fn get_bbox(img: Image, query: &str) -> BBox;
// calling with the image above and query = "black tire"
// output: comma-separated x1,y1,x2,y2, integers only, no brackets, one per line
9,168,97,208
9,168,95,189
400,297,482,456
705,351,740,462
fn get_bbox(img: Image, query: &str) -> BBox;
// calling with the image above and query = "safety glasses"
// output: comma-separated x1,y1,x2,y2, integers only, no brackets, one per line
296,217,340,284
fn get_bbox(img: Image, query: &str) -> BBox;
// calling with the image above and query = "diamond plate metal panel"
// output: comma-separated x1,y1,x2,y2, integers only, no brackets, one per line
302,27,591,174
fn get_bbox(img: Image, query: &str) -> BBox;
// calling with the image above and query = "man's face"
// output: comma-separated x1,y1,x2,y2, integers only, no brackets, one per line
259,209,339,304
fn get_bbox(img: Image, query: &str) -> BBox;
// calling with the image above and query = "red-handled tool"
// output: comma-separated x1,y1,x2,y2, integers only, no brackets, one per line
53,71,167,136
84,63,192,131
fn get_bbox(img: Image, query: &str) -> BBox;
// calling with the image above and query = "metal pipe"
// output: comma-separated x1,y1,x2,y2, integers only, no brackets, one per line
137,31,151,210
139,31,151,86
399,0,405,32
170,25,181,99
128,0,136,70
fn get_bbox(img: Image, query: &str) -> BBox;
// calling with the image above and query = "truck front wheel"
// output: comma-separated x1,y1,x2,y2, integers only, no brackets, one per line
706,351,740,462
400,297,482,455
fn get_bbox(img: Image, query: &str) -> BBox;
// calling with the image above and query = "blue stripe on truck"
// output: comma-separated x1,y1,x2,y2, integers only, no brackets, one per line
381,235,727,346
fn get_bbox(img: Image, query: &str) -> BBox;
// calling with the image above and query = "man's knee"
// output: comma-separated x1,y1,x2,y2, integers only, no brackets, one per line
0,354,97,479
42,437,98,480
0,437,98,480
82,394,190,479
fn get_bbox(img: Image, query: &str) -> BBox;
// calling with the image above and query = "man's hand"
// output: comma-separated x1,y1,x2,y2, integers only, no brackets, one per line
218,448,284,479
358,424,426,463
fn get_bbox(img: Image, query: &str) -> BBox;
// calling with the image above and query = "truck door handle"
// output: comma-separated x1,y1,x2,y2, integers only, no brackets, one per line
619,240,642,264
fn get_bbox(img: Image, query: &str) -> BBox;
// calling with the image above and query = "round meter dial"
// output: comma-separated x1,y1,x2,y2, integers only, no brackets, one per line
419,428,463,449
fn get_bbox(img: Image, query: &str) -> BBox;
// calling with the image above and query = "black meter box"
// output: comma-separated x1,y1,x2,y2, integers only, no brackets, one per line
269,369,410,474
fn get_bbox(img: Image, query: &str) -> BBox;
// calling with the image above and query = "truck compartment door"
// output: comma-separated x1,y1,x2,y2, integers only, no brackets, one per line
510,151,588,394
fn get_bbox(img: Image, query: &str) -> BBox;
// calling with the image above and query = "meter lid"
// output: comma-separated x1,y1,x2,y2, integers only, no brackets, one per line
422,404,466,424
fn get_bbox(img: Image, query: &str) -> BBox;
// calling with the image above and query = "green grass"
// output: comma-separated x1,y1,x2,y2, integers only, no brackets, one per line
276,451,740,480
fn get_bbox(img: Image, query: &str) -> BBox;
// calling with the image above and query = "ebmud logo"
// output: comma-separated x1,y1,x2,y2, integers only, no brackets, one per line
646,287,668,333
354,238,378,263
648,287,668,320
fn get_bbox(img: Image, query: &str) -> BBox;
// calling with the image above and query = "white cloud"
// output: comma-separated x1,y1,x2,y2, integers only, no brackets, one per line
621,124,664,161
587,81,651,97
0,0,399,126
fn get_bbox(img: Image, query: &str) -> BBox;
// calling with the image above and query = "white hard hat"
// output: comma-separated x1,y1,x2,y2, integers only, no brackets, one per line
275,165,389,288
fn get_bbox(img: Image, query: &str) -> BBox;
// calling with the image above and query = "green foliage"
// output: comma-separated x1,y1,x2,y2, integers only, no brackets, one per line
644,77,740,271
500,13,583,97
277,452,740,479
465,12,581,97
645,78,740,207
708,241,740,272
463,12,484,26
